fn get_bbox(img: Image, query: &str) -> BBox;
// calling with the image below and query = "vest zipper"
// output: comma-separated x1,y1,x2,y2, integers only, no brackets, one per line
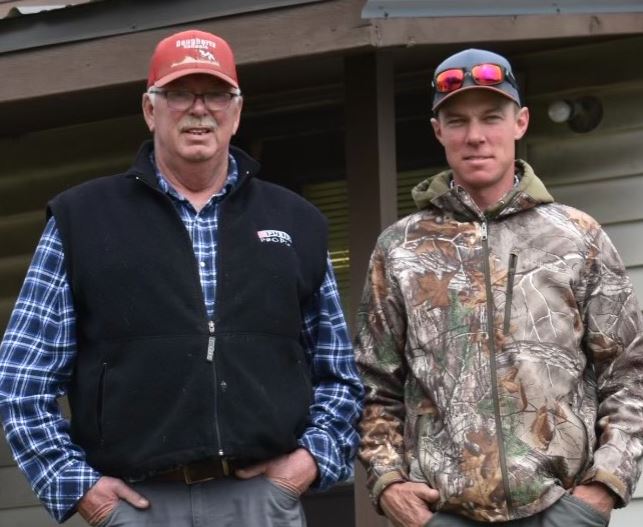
206,320,224,456
481,219,514,515
134,175,227,460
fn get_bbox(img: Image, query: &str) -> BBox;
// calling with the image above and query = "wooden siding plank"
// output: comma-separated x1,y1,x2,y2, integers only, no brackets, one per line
0,435,15,467
528,130,643,187
604,223,643,268
636,478,643,499
612,498,643,526
0,466,39,509
0,118,145,217
518,36,643,96
1,296,17,334
0,253,30,298
548,175,643,226
0,212,44,260
0,115,144,178
625,267,643,306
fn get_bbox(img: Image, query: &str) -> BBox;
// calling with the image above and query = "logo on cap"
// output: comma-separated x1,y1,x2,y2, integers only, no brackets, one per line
147,30,239,89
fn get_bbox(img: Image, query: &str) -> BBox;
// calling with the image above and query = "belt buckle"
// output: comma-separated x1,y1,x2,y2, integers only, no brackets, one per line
182,463,214,485
182,458,231,484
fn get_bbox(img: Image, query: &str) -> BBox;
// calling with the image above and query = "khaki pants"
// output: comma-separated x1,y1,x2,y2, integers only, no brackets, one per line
98,476,307,527
426,494,609,527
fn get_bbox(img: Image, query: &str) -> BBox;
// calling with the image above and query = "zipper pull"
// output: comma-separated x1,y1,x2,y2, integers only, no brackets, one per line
480,220,488,241
206,321,215,362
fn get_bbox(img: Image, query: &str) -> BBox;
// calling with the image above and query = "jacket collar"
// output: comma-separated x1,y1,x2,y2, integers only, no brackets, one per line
411,159,554,220
125,140,261,193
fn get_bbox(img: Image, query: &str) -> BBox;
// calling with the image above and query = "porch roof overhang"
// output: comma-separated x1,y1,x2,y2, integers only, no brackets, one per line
2,0,643,136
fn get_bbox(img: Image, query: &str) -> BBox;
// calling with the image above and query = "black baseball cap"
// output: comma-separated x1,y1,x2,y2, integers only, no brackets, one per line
431,48,521,112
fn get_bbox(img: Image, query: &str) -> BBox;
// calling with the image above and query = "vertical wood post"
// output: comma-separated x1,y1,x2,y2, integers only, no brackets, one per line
344,50,397,527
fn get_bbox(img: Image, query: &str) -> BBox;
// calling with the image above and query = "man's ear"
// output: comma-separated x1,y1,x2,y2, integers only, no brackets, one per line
514,106,529,140
431,116,445,146
142,93,155,133
232,96,243,135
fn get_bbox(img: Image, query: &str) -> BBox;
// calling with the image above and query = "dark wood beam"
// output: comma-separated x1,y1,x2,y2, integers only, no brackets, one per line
345,51,396,526
0,0,370,104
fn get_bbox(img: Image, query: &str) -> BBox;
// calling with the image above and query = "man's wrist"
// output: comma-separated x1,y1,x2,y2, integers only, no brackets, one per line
372,470,408,512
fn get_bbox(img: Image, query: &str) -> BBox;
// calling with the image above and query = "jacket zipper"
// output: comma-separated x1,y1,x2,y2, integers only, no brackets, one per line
503,252,518,335
481,219,514,515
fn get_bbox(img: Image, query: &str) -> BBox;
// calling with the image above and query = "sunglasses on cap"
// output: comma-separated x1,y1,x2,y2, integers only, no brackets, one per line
432,63,517,93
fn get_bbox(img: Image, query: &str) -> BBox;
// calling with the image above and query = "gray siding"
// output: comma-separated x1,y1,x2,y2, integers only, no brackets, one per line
526,75,643,527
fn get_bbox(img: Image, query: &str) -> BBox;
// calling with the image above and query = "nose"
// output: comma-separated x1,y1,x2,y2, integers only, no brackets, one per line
189,94,209,115
465,119,485,144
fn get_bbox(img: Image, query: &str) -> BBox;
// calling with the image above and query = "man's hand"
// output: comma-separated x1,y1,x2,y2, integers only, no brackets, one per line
380,481,440,527
77,476,149,526
572,482,616,518
235,448,318,496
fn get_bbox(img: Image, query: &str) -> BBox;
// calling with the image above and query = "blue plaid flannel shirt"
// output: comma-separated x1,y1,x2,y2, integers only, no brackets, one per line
0,154,363,522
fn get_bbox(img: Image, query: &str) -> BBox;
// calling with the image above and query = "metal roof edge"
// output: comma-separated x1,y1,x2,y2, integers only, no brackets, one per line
362,0,643,19
0,0,324,54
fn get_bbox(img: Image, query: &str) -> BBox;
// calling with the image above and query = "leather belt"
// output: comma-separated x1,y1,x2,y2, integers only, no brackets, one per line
146,457,236,485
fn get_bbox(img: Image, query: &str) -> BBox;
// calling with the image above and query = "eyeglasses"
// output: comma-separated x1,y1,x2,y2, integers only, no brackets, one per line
432,63,517,93
148,88,242,111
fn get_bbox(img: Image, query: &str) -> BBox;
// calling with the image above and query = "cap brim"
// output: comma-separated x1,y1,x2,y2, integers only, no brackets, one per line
432,85,519,112
152,68,239,90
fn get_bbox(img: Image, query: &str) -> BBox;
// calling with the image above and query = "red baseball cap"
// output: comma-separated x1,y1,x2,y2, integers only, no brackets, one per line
147,29,239,89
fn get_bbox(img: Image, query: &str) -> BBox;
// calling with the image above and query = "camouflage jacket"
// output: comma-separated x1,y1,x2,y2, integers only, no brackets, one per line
355,160,643,522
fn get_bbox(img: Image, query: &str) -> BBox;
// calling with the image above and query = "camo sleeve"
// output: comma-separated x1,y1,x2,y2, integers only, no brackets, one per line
579,226,643,506
354,231,410,508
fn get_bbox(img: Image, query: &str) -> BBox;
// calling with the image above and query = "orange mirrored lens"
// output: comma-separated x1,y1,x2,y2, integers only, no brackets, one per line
434,69,464,93
471,64,504,86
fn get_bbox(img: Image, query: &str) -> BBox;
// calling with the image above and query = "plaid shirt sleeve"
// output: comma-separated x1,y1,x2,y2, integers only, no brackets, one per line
298,255,364,490
0,217,101,523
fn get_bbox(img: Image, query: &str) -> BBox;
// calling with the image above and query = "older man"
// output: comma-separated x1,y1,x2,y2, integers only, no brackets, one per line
355,48,643,527
0,29,363,526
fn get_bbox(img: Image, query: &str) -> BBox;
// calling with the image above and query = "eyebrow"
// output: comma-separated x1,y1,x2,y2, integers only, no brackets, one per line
441,104,506,118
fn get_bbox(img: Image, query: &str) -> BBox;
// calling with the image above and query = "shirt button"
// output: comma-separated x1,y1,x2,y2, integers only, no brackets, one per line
200,262,206,268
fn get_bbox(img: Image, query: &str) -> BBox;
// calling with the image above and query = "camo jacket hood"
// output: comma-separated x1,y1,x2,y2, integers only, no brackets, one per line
355,160,643,522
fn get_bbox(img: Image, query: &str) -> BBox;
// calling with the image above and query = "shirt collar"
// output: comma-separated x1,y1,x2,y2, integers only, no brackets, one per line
151,152,239,204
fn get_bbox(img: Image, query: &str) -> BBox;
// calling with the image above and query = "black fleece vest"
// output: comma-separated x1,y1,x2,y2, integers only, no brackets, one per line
48,142,328,477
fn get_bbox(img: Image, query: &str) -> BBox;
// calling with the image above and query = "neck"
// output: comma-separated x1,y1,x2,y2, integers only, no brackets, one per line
454,167,517,213
467,183,513,212
155,151,229,212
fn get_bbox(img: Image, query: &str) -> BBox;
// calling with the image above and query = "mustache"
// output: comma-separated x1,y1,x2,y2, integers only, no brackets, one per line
179,117,218,131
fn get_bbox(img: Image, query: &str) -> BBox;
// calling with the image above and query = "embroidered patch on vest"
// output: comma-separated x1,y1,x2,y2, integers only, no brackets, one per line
257,230,292,246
